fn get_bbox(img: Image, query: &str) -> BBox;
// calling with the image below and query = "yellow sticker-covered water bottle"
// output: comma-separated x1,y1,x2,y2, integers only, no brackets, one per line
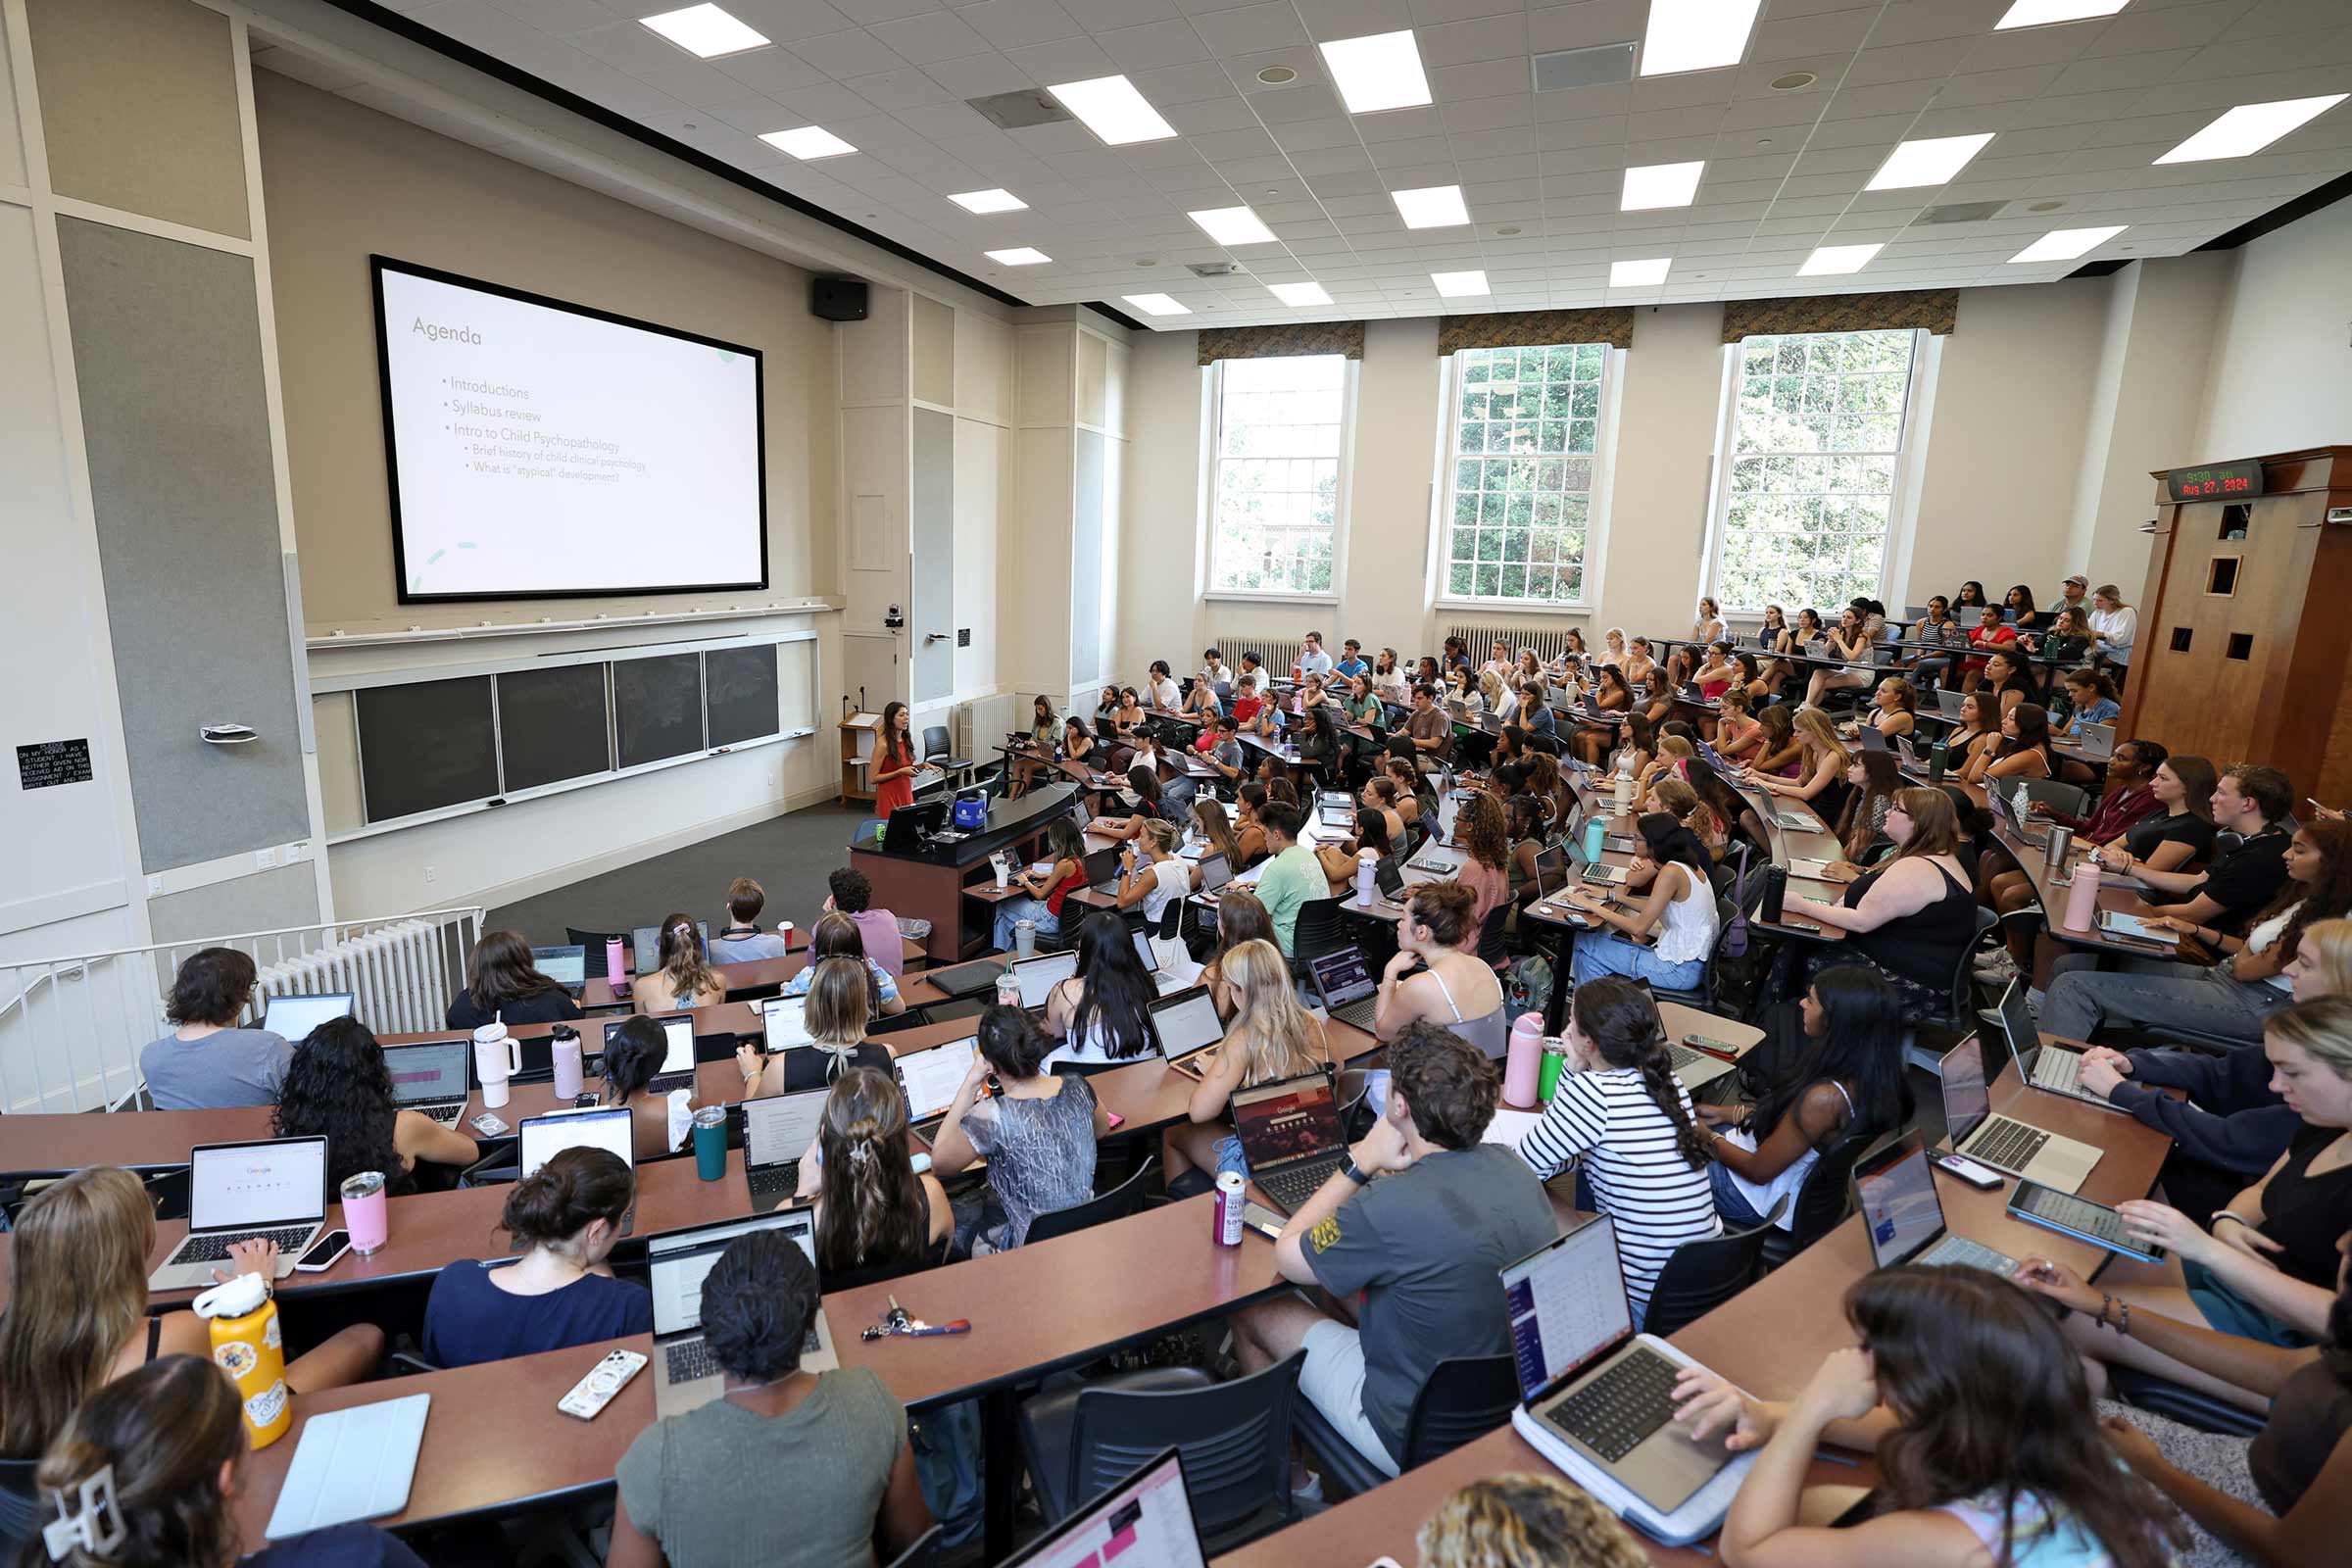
193,1272,290,1448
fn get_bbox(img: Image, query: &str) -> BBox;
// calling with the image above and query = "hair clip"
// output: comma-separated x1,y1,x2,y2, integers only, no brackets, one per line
43,1466,126,1561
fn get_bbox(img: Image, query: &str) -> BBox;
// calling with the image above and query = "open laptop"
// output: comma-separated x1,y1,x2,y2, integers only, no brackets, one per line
741,1089,829,1212
531,945,589,998
519,1105,636,1233
1564,836,1631,888
261,993,353,1042
1503,1214,1750,1544
1990,978,2108,1107
1940,1035,2100,1193
1001,1447,1205,1568
1853,1130,2019,1274
1230,1072,1348,1214
631,921,710,975
1150,986,1226,1076
895,1031,982,1127
149,1136,330,1291
607,1012,697,1095
382,1039,471,1125
1010,951,1080,1008
1316,792,1357,830
757,995,812,1054
2075,720,2116,763
1304,947,1380,1031
1195,850,1233,894
649,1207,838,1418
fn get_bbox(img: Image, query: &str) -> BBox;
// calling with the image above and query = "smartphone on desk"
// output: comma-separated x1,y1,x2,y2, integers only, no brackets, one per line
295,1230,352,1273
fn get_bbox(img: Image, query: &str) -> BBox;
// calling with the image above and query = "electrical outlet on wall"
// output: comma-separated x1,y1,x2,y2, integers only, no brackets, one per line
424,865,438,885
256,847,276,869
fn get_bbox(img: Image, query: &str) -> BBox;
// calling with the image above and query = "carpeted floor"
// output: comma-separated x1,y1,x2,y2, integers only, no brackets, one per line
485,802,873,947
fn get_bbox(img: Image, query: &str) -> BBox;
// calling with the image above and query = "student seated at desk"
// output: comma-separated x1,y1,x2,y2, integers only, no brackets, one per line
1197,712,1246,780
2031,605,2095,667
1700,967,1908,1230
275,1017,479,1194
2091,583,2137,685
447,928,588,1030
1400,681,1451,773
821,867,905,979
1417,1473,1650,1568
635,913,724,1013
1562,813,1719,993
25,1355,426,1568
1202,648,1236,689
1450,793,1513,924
1360,777,1410,850
1981,744,2199,975
1714,687,1766,761
2082,763,2294,943
1317,808,1396,896
793,1067,953,1281
1148,659,1183,710
1863,675,1918,741
1183,674,1222,721
1113,819,1199,926
138,947,291,1111
1228,784,1271,868
1338,671,1382,725
1571,665,1634,765
1748,703,1803,778
1502,794,1545,903
1367,647,1406,706
0,1167,382,1460
1253,802,1326,956
1788,789,1979,1023
1938,688,1998,775
933,1005,1106,1253
1960,604,2017,689
740,957,894,1095
421,1145,651,1368
1231,671,1266,726
1374,883,1506,1056
1057,714,1098,772
1741,708,1851,821
1383,757,1443,842
1093,765,1168,844
1042,911,1160,1067
1961,701,2056,789
1673,1267,2190,1568
1008,695,1060,796
707,877,792,964
1162,939,1330,1189
1802,608,1877,708
1297,702,1345,775
1978,649,2040,718
1199,890,1276,1021
1694,641,1740,699
1904,595,1965,684
777,912,905,1016
2056,664,2122,738
1443,663,1482,715
2005,580,2045,634
611,1230,932,1568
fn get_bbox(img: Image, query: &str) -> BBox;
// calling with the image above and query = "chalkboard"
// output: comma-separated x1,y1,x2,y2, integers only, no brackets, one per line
614,654,704,770
358,676,498,822
704,645,779,747
497,664,610,792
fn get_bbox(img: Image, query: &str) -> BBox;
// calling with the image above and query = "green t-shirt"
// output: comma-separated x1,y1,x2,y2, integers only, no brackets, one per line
1253,841,1327,954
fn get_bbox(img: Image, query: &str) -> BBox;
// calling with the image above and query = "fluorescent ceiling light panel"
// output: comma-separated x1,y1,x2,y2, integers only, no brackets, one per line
762,125,856,159
1391,184,1469,228
1268,281,1332,307
1866,132,1995,190
1189,206,1278,246
1797,243,1883,276
2007,225,2126,264
2154,95,2348,164
951,188,1027,214
986,247,1053,266
1621,161,1704,211
638,4,769,59
1124,293,1191,316
1640,0,1764,76
1048,75,1177,146
1431,270,1490,298
1995,0,2132,27
1318,30,1432,114
1609,257,1673,287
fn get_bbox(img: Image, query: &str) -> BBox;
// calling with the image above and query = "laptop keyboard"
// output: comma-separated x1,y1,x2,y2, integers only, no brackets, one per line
1922,1235,2016,1274
2033,1051,2082,1093
172,1225,318,1264
1258,1154,1347,1214
650,1071,696,1095
1545,1346,1680,1463
418,1102,466,1125
1666,1044,1702,1072
1969,1116,2049,1172
1330,998,1379,1031
747,1163,801,1200
664,1338,718,1386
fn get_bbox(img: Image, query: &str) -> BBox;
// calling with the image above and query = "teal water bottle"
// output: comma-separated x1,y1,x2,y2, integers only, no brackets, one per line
1583,816,1605,861
1928,737,1947,783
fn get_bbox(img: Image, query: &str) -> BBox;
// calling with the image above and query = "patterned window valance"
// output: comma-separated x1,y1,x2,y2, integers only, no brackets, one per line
1721,289,1958,342
1438,308,1634,355
1196,320,1365,366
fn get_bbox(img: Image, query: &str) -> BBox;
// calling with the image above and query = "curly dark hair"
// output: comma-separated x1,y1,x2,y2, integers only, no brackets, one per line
700,1229,821,1383
1456,792,1509,874
272,1016,410,1195
1387,1021,1500,1150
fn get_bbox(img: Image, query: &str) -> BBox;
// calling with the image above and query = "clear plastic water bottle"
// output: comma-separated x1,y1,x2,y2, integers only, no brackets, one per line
995,965,1021,1010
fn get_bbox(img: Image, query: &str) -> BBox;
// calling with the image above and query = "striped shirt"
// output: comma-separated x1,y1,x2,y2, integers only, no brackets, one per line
1516,1067,1721,1322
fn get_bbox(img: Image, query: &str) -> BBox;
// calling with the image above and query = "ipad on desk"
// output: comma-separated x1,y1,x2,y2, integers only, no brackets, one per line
264,1394,431,1540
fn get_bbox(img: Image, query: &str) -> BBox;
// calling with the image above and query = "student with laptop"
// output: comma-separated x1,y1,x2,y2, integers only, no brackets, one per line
1314,806,1396,897
419,1146,650,1367
445,929,586,1030
1093,765,1170,845
1737,708,1851,826
1373,883,1508,1057
1040,911,1160,1067
1228,1023,1554,1480
931,1005,1105,1253
2054,664,2121,738
1559,812,1719,995
1673,1268,2190,1568
1957,701,2057,790
139,947,293,1110
273,1017,479,1194
793,1066,952,1282
2084,762,2294,943
1402,681,1452,774
992,814,1089,952
1449,794,1514,924
775,911,905,1016
1250,802,1325,956
1160,941,1330,1189
609,1229,932,1568
707,877,792,964
634,913,724,1014
0,1167,381,1460
1799,607,1876,709
739,957,894,1096
1196,888,1276,1021
1113,819,1200,925
1787,789,1979,1024
1415,1473,1650,1568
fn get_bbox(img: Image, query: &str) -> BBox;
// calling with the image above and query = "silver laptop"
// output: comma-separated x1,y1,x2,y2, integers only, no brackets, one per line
649,1207,838,1418
1304,947,1380,1032
1940,1035,2099,1194
2076,720,2116,762
1011,951,1079,1007
1131,927,1185,995
518,1105,636,1233
1564,836,1630,888
1151,985,1226,1076
1196,850,1233,893
1853,1131,2019,1274
894,1031,981,1126
1993,978,2108,1107
608,1012,697,1095
261,993,354,1041
382,1039,471,1125
149,1137,330,1291
1935,688,1968,720
532,945,589,998
742,1089,829,1212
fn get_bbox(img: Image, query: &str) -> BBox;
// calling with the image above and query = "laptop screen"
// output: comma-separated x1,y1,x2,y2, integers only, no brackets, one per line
382,1041,468,1106
1072,800,1092,834
1997,981,2038,1064
1940,1036,1991,1147
1231,1075,1345,1171
519,1106,634,1180
1197,852,1232,892
897,1034,980,1122
632,921,710,974
1150,988,1224,1061
261,993,353,1042
760,997,812,1053
1013,952,1079,1007
744,1090,829,1169
1532,846,1567,897
1854,1136,1951,1270
533,946,587,987
1500,1214,1634,1401
188,1137,328,1232
1003,1448,1204,1568
1307,948,1377,1010
607,1013,695,1075
647,1207,816,1338
1131,929,1158,972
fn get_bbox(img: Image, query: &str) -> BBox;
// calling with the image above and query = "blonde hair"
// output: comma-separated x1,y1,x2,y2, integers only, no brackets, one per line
0,1167,155,1457
1791,707,1852,770
1649,777,1699,816
1657,734,1693,760
2267,994,2352,1080
1417,1473,1648,1568
1222,941,1327,1083
2294,918,2352,997
1192,798,1240,863
656,911,716,1001
1479,668,1509,710
1139,817,1180,856
803,956,871,1060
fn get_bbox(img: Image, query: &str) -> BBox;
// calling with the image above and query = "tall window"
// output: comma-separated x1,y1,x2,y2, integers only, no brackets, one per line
1441,344,1609,606
1209,355,1348,596
1709,329,1920,612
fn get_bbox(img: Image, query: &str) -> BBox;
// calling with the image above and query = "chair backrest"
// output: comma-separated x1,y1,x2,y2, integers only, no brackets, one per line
1066,1348,1306,1553
1287,897,1349,967
566,928,631,973
883,1524,943,1568
1025,1157,1157,1245
0,1456,41,1563
1941,906,2000,1021
1154,898,1185,942
1475,899,1510,966
1398,1353,1520,1468
1642,1196,1788,1337
1786,1125,1885,1251
922,725,951,760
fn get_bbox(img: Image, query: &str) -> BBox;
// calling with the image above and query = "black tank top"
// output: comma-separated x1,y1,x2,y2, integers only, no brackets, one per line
1843,858,1974,991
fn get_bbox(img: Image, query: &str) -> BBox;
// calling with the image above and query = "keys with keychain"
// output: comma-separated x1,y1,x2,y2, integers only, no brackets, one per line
860,1294,971,1342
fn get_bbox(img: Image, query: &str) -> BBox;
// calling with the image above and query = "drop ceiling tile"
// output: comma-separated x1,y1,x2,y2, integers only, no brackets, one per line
1534,80,1634,122
708,0,859,45
956,0,1088,51
1097,18,1214,68
1271,115,1365,150
870,10,995,63
920,49,1035,95
1165,92,1266,131
770,80,881,121
891,98,1005,137
1443,91,1534,132
1254,80,1348,121
837,66,958,108
1525,0,1645,55
825,0,949,21
711,46,837,93
1432,56,1532,103
1004,34,1119,79
1419,12,1530,69
1297,0,1417,38
1061,0,1180,25
1134,60,1242,102
1192,2,1310,57
1450,124,1539,159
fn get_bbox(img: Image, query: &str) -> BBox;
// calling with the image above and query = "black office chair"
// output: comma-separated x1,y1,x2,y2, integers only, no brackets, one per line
0,1457,41,1561
458,1147,521,1188
922,725,974,788
2107,1367,2265,1437
883,1525,944,1568
1761,1125,1894,1270
566,927,633,973
1297,1352,1519,1500
867,1006,937,1037
1026,1158,1157,1245
1475,900,1511,968
1900,904,2000,1074
1643,1196,1788,1337
1016,1348,1304,1551
1286,897,1351,977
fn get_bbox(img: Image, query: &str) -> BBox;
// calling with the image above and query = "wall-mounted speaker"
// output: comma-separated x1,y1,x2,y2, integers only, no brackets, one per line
810,277,869,321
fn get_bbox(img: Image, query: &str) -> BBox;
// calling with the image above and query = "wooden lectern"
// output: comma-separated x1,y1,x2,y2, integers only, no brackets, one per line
2125,446,2352,805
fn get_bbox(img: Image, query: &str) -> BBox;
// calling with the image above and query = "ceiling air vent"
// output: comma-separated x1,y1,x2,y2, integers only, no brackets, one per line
1916,200,2010,224
966,90,1073,130
1533,43,1637,93
1186,261,1246,278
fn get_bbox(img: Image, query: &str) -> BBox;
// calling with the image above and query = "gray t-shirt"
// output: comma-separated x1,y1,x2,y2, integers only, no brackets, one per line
140,1027,292,1110
961,1076,1099,1250
1302,1143,1554,1462
707,930,790,964
615,1369,904,1568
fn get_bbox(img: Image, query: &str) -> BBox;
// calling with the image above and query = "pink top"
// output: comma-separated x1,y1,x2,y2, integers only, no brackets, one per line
847,907,905,978
1453,858,1510,926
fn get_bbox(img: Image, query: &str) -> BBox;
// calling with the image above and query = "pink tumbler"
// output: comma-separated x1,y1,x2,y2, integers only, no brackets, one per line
1503,1013,1545,1108
2061,863,2102,933
605,936,626,986
342,1171,388,1256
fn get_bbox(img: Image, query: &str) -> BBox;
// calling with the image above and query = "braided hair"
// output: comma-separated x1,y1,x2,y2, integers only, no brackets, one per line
1570,976,1710,1167
813,1066,929,1276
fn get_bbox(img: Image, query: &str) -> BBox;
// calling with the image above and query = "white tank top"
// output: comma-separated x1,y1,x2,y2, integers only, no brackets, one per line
1651,862,1719,964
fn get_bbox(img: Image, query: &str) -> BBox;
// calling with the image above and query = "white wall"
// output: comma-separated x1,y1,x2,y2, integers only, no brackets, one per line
2197,198,2352,462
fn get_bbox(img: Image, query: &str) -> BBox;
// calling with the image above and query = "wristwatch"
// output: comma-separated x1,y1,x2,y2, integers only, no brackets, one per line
1339,1159,1372,1187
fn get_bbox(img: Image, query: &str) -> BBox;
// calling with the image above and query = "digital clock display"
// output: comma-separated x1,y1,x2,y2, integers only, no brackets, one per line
2169,461,2264,503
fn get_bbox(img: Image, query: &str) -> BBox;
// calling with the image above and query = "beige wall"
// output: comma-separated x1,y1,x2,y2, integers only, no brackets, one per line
2195,197,2352,465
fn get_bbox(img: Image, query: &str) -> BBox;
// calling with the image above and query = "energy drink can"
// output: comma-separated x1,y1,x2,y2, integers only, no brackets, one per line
1214,1170,1246,1248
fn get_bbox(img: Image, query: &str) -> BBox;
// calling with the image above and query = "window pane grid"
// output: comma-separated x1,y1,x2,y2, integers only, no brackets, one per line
1441,344,1607,605
1211,356,1347,596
